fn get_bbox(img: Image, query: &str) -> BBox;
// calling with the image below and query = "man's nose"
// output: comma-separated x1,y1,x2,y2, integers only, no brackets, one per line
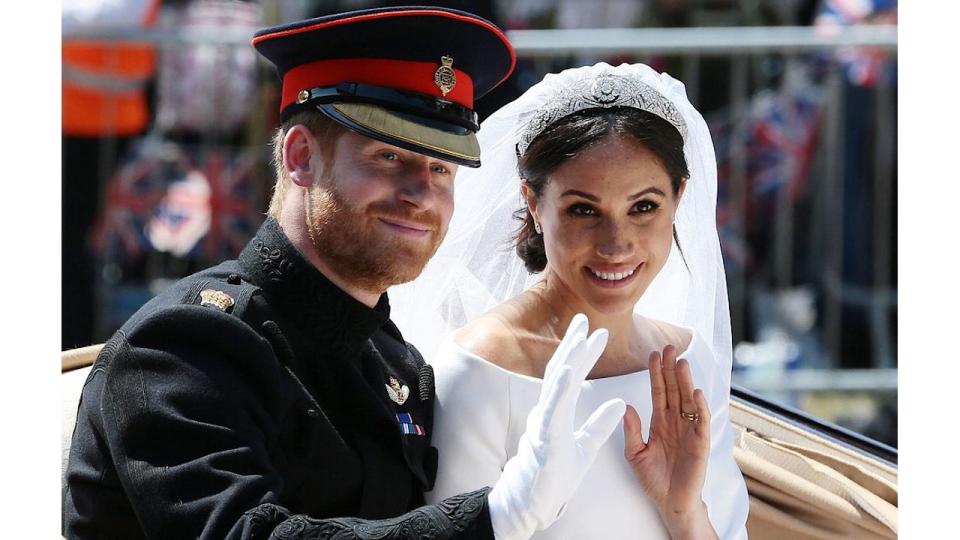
397,162,436,208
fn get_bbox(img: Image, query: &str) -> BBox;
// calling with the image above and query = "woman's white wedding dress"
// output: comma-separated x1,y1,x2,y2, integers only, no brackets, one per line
425,321,749,540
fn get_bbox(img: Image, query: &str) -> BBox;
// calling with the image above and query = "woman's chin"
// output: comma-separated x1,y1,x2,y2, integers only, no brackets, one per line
580,289,646,317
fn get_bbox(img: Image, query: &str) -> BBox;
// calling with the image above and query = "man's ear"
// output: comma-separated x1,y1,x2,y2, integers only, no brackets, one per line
283,125,322,188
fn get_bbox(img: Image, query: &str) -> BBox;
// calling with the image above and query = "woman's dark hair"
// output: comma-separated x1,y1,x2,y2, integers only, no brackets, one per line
514,107,690,273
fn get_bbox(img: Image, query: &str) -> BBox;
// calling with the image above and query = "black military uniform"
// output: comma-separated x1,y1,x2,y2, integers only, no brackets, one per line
64,6,516,539
64,219,493,538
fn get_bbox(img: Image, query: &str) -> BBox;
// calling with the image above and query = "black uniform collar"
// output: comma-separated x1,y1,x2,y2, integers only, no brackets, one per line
238,218,390,358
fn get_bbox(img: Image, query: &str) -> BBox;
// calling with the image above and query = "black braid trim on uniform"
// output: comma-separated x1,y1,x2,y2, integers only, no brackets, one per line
259,488,491,540
93,330,127,371
418,364,435,403
243,503,293,538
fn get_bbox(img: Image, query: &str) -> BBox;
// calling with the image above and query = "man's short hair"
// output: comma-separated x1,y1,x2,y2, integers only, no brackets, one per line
268,110,348,218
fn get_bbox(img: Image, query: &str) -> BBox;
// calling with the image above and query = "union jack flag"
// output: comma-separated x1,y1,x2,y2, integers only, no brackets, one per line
91,140,264,263
90,141,165,260
710,63,824,272
814,0,897,87
746,87,823,201
196,149,262,261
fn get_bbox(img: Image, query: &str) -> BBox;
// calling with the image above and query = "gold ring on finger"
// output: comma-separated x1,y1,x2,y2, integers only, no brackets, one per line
680,410,700,422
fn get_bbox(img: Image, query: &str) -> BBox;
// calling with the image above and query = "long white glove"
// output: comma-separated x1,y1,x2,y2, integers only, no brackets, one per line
487,314,627,540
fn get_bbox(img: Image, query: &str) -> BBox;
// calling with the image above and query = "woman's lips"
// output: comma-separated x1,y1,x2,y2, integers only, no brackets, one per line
583,263,643,289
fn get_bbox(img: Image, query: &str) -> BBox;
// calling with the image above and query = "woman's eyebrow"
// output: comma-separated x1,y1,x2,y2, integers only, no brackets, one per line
627,187,666,200
560,189,599,201
560,187,667,202
560,186,667,202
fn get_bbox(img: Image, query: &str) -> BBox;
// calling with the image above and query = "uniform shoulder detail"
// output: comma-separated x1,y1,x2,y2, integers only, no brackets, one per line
184,276,260,318
91,329,129,372
198,289,235,312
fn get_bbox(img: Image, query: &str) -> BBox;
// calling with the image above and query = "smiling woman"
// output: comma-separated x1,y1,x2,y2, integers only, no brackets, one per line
391,62,750,539
521,130,683,315
515,106,688,279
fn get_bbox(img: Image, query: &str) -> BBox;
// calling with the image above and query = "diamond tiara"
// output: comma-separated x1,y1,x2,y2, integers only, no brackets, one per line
517,73,688,157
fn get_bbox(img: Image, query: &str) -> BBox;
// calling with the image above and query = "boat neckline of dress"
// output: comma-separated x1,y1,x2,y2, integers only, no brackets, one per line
446,319,698,385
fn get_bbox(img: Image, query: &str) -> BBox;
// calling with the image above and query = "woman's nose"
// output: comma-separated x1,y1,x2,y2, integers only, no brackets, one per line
595,220,632,258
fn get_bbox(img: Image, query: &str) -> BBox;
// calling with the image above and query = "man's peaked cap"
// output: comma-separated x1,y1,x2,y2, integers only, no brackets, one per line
253,6,516,167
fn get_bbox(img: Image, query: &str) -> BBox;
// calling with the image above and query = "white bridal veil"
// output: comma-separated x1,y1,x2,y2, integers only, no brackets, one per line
391,62,733,389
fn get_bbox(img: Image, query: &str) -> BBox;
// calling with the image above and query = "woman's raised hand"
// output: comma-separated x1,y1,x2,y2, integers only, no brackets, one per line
489,314,627,540
622,345,718,540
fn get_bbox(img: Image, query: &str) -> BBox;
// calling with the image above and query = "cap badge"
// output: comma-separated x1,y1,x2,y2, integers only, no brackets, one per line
199,289,235,312
434,55,457,97
297,90,311,104
386,375,410,405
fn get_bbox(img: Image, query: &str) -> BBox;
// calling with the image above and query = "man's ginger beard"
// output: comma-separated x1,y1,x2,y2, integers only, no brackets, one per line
304,174,445,295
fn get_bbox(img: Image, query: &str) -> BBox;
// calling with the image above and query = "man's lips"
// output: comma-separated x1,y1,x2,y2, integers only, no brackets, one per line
378,217,432,237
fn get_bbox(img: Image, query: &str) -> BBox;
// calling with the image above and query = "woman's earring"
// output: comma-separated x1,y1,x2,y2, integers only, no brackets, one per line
534,221,542,235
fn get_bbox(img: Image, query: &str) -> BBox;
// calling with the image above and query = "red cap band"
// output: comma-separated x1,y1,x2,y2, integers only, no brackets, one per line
281,58,474,113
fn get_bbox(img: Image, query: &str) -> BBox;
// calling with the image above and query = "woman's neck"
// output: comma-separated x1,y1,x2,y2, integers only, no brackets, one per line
526,270,648,377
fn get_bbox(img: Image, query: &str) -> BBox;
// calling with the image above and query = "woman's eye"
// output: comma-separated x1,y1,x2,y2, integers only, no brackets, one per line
568,204,598,216
632,200,659,214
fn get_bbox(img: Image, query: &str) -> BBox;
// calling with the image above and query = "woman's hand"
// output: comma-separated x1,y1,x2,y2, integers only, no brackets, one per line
623,345,718,540
489,314,626,540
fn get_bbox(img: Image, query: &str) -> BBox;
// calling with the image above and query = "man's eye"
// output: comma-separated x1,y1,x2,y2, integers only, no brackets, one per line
431,164,449,174
568,204,598,216
632,200,659,214
381,152,399,161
